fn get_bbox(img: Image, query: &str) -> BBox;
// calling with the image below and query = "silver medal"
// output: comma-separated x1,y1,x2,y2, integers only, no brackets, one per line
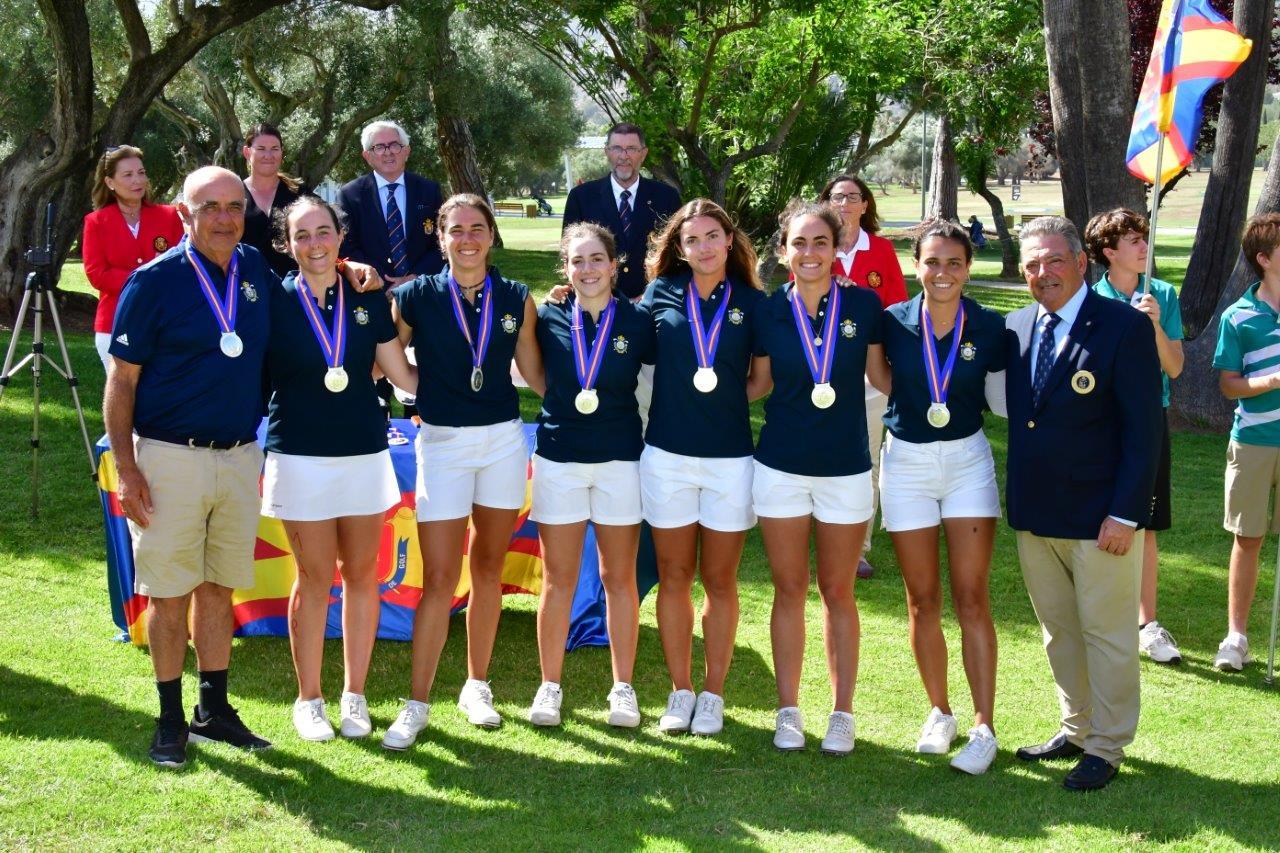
324,366,349,393
470,366,484,392
810,382,836,409
693,366,718,393
219,331,243,358
926,402,951,428
575,388,599,414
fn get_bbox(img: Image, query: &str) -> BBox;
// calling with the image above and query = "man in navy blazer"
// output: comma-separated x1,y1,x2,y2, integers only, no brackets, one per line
562,122,681,300
1004,217,1162,792
338,120,444,285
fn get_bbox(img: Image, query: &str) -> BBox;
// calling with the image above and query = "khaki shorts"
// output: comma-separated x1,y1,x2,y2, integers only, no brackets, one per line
129,438,263,598
1223,440,1280,537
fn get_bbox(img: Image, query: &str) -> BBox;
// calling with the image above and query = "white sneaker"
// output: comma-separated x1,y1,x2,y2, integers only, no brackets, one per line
607,683,641,728
774,706,805,751
382,699,430,750
1214,634,1253,671
1139,621,1183,664
916,706,958,754
821,711,855,756
458,679,502,728
690,692,724,736
950,724,998,775
292,697,335,742
658,689,695,734
339,692,372,738
528,681,563,727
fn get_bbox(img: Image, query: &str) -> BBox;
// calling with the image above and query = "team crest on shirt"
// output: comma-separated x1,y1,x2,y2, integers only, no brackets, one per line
423,218,434,235
500,313,518,334
241,281,259,302
867,271,882,288
841,318,857,338
728,307,745,325
613,335,629,354
960,342,977,361
354,306,370,326
152,236,169,253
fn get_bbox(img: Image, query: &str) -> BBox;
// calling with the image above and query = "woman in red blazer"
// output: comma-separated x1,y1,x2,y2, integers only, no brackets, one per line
816,174,907,580
82,145,184,368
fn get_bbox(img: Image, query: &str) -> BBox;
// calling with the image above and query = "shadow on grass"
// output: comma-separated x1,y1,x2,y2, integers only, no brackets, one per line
2,663,1278,849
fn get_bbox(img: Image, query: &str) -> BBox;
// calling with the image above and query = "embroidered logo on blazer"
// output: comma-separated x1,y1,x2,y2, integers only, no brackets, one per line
867,271,882,288
152,236,169,253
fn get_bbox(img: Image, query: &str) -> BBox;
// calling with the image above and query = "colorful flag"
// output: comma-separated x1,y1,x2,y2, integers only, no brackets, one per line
1125,0,1252,186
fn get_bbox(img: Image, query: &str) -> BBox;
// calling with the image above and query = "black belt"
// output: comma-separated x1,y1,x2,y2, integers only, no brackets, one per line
137,429,257,450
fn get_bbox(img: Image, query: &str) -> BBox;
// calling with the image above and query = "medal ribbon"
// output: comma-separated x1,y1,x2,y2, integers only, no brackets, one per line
184,238,239,335
572,297,616,391
686,281,731,371
790,279,841,386
295,274,347,370
921,301,967,407
446,275,494,372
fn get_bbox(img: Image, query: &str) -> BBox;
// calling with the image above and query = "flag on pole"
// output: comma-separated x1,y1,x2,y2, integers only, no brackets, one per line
1125,0,1253,186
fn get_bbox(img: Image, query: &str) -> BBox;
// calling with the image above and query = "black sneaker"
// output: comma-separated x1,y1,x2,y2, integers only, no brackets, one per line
149,717,189,768
188,705,272,751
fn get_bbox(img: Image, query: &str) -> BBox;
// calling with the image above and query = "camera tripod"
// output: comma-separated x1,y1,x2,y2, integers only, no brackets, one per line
0,203,97,517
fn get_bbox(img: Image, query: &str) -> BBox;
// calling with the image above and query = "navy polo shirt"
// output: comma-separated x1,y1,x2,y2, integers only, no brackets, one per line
882,294,1007,443
264,273,398,456
641,274,766,458
392,268,529,427
535,297,656,463
109,242,274,443
753,283,884,477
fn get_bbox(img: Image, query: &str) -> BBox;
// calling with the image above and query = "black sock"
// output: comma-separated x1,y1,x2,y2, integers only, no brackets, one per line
1139,621,1150,631
156,677,183,722
197,669,229,718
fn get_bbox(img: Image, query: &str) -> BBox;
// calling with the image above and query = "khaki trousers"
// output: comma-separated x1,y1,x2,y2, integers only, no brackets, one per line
1016,531,1142,766
864,389,888,555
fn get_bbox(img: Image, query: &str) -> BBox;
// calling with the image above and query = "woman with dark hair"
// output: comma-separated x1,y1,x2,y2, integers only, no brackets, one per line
640,198,766,737
748,200,884,756
82,145,184,367
817,174,909,579
242,123,309,279
262,196,418,742
866,219,1006,775
382,193,545,749
526,222,656,728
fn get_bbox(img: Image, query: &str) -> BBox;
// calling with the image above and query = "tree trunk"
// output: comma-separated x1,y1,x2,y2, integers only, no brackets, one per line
1178,0,1271,339
927,113,958,221
0,0,94,310
973,181,1018,278
1170,137,1280,429
1042,0,1144,235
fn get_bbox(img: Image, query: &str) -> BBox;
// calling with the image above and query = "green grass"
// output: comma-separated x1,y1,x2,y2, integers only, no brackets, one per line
3,255,1279,849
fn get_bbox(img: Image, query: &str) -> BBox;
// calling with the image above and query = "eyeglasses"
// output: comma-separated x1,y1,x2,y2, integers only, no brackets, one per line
192,200,246,217
829,193,863,204
607,145,644,156
369,142,406,155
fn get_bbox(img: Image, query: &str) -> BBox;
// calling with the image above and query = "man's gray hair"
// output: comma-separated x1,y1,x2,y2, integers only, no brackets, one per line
361,120,410,151
1019,216,1084,255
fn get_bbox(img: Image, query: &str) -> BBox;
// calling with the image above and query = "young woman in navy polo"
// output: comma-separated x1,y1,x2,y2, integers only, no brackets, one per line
526,222,656,728
384,194,545,748
260,197,417,744
866,220,1006,775
748,200,884,756
640,199,766,737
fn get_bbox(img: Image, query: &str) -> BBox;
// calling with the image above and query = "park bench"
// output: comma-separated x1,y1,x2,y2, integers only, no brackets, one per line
494,201,538,218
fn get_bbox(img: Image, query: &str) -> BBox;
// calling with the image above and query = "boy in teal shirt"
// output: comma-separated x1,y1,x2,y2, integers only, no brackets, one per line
1085,209,1185,664
1211,212,1280,672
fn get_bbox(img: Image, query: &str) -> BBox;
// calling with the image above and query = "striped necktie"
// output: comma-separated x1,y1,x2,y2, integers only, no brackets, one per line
385,182,408,277
618,188,632,235
1031,312,1062,407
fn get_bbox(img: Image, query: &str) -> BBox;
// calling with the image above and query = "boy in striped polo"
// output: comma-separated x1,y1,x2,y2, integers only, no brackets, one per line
1212,213,1280,671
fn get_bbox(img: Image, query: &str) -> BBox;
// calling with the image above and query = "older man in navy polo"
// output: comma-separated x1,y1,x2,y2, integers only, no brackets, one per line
105,166,275,768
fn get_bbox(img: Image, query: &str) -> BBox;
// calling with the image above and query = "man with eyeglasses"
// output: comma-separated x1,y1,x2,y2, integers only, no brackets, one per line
338,120,445,286
105,166,384,769
563,122,681,300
